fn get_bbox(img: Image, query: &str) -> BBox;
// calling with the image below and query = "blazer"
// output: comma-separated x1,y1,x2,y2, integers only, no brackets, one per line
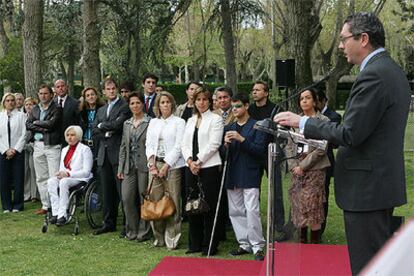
145,115,185,169
0,110,27,154
54,95,80,144
286,112,330,172
118,115,151,175
213,108,236,125
304,51,411,211
182,110,223,168
145,94,158,118
222,117,267,189
322,107,342,177
26,101,62,146
92,97,131,166
59,142,93,182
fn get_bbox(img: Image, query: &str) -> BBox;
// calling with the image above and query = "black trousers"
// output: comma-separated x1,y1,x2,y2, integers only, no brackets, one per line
320,172,331,234
186,166,221,253
0,152,24,211
99,149,123,230
343,208,393,275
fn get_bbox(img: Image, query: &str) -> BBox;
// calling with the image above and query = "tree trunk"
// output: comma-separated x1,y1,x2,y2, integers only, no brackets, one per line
220,0,237,94
67,43,75,95
82,0,101,90
23,0,44,98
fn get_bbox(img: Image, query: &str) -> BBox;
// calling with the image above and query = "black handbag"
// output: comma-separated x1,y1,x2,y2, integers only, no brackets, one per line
185,176,210,215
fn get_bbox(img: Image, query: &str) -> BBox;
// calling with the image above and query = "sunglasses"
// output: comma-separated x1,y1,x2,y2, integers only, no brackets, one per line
231,103,244,109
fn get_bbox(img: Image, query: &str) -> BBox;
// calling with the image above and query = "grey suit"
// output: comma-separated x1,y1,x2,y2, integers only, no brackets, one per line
304,51,410,273
92,97,131,229
118,115,151,240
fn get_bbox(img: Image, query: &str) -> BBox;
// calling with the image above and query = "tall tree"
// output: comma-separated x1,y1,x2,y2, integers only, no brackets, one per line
219,0,237,93
23,0,44,98
82,0,101,89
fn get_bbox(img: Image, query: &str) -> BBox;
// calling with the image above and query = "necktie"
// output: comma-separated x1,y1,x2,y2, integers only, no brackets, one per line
7,115,11,148
145,97,150,112
59,98,63,107
106,102,112,118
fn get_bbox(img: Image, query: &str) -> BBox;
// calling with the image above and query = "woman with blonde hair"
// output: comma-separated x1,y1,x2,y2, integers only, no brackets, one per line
0,93,27,213
146,91,185,249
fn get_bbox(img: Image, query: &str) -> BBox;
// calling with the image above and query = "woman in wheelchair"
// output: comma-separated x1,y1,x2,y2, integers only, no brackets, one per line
47,125,93,226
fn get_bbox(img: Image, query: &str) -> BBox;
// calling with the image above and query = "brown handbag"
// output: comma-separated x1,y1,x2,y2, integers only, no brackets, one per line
140,177,176,221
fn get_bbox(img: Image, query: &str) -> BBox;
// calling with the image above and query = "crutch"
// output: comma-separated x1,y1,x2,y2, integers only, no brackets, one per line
207,147,229,257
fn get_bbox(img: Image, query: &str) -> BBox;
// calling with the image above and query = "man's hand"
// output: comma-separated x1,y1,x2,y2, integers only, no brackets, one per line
225,131,245,143
273,112,302,128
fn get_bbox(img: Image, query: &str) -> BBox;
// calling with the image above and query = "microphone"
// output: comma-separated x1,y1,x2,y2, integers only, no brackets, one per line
254,118,328,150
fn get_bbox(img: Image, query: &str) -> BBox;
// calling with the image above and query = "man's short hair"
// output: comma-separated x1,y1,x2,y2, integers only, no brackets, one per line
254,81,269,93
231,93,249,105
344,12,385,49
38,84,53,94
104,78,117,88
215,86,233,97
142,73,159,84
316,89,328,102
120,81,135,92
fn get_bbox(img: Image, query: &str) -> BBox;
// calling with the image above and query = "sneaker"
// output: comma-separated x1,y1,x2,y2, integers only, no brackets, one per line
3,210,10,214
229,247,250,256
254,250,265,261
12,209,20,213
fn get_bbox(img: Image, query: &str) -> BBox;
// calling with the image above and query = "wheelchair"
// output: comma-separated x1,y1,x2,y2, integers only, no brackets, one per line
41,178,103,235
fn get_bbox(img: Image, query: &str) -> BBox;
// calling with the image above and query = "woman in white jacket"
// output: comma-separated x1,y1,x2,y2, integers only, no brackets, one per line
47,125,93,226
181,86,224,256
146,91,185,249
0,93,27,213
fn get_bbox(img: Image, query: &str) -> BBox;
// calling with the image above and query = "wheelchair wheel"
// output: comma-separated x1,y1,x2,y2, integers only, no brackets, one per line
85,180,104,229
66,192,78,224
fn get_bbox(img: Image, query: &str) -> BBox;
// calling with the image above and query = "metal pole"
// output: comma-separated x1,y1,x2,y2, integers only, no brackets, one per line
266,143,277,276
207,147,229,257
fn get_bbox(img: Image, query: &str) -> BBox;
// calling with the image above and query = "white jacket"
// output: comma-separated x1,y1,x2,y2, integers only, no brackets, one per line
59,142,93,182
182,109,223,168
146,115,186,169
0,109,27,154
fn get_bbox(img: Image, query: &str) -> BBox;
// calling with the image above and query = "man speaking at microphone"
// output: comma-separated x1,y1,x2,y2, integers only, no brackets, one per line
274,12,410,275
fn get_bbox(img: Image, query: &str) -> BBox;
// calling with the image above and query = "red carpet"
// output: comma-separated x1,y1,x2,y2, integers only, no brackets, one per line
150,243,351,275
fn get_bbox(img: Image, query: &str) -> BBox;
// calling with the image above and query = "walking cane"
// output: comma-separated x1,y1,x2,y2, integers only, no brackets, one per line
207,146,229,257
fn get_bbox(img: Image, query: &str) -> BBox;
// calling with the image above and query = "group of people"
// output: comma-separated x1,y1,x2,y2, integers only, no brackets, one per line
0,11,410,274
0,71,339,263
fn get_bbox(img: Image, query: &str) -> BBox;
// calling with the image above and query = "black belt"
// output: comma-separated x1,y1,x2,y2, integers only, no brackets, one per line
155,156,165,163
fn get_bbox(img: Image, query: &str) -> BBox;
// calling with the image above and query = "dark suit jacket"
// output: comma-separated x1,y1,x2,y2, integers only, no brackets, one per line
26,101,62,146
304,51,410,211
322,107,342,177
145,94,157,118
54,96,80,145
222,118,267,189
92,98,131,166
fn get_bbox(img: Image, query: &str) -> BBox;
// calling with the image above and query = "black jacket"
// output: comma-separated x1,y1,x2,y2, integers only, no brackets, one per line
26,101,63,146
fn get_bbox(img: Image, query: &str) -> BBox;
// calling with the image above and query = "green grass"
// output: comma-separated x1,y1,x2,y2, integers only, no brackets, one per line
1,140,414,275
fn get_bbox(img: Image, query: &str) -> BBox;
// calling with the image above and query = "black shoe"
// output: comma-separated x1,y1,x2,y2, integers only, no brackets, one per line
275,231,292,242
119,230,126,239
254,250,265,261
229,247,249,256
50,216,58,225
56,217,67,226
93,226,116,235
185,249,201,254
136,236,150,243
202,249,217,256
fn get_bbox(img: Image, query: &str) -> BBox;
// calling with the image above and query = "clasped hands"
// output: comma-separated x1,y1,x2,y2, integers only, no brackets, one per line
224,130,245,146
5,148,16,160
149,163,170,178
55,171,69,179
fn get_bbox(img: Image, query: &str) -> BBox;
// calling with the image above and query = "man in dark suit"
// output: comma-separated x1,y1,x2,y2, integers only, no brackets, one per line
142,73,158,118
92,79,131,235
316,89,342,237
274,12,410,274
53,79,80,146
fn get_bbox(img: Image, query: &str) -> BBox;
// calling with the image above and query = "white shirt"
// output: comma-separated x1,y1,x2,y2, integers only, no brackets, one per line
0,109,27,154
146,115,186,169
57,94,68,108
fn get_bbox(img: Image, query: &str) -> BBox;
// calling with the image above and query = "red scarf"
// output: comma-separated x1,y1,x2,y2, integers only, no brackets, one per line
64,143,78,170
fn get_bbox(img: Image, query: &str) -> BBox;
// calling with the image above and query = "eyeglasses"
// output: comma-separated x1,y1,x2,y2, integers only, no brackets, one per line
231,103,243,109
339,34,359,44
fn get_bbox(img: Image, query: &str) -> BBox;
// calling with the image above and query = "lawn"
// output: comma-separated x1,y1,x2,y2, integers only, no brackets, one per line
1,122,414,275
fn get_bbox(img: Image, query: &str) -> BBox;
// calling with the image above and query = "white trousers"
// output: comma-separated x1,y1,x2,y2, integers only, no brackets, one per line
227,188,265,254
47,177,82,218
33,142,61,210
